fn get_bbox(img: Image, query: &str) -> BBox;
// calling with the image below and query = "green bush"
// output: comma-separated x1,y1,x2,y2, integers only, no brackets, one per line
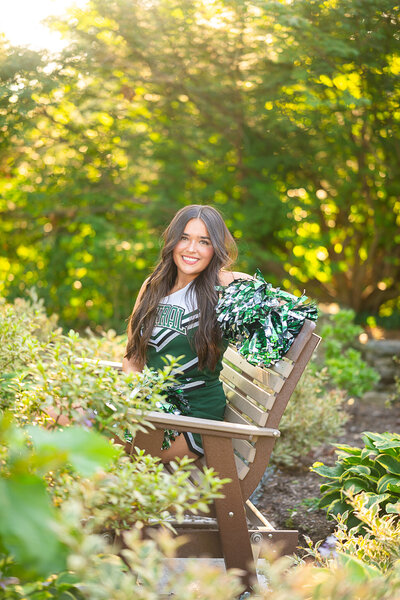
317,310,380,397
0,292,59,408
0,295,245,599
271,308,381,467
0,413,117,582
50,450,229,533
312,431,400,528
0,411,240,599
334,492,400,573
261,493,400,600
272,369,348,467
256,493,400,600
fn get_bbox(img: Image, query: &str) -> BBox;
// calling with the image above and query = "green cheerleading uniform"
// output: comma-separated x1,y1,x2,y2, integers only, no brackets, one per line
146,281,227,455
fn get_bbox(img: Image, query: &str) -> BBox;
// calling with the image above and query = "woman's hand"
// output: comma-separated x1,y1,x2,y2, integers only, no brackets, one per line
218,270,253,286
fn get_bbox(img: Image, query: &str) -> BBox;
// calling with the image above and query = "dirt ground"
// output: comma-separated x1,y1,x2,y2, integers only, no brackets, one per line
255,390,400,548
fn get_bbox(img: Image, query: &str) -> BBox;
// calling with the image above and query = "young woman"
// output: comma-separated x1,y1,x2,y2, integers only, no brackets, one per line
123,205,251,462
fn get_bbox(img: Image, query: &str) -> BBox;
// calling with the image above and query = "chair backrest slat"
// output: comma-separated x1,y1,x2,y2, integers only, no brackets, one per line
234,454,250,480
220,363,274,405
223,346,286,392
220,322,320,483
223,383,269,426
224,404,252,427
285,321,315,361
232,438,256,462
268,357,293,378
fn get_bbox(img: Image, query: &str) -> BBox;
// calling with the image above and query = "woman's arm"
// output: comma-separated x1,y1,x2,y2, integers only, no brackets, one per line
122,277,150,373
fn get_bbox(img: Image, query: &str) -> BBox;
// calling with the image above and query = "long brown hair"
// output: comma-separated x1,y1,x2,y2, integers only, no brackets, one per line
126,205,237,371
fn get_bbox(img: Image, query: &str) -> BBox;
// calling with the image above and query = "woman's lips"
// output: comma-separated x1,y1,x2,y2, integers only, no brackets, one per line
181,256,199,264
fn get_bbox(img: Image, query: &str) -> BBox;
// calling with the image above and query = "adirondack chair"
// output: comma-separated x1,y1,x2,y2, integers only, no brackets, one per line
96,318,320,592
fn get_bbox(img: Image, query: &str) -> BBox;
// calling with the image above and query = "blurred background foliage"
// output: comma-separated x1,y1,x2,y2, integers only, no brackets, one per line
1,0,399,332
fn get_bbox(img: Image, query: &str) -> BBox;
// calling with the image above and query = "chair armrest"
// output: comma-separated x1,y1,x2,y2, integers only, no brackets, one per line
74,359,280,439
142,410,280,441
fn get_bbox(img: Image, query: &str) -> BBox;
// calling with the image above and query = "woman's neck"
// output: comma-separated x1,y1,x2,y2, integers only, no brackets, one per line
169,276,196,294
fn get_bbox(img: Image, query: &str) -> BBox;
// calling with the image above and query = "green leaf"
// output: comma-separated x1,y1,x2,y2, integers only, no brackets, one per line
326,498,349,516
334,444,362,456
362,493,390,509
338,553,381,582
386,501,400,514
377,473,400,495
375,441,400,451
375,454,400,475
361,432,385,449
361,447,377,461
344,465,371,477
28,426,118,476
342,477,370,493
320,482,337,494
311,463,344,479
0,475,68,577
318,489,341,508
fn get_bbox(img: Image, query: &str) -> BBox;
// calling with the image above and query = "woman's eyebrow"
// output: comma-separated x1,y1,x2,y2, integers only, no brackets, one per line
182,233,211,240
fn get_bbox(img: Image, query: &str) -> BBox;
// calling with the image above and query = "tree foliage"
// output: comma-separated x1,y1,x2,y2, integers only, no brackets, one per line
0,1,399,330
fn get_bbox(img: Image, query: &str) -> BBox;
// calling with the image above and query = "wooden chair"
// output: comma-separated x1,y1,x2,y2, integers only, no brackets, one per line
97,319,320,592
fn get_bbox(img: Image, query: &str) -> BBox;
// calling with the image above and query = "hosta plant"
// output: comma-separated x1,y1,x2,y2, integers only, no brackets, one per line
312,431,400,528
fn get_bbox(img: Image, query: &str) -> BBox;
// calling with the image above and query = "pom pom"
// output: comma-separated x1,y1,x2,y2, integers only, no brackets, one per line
216,270,318,367
156,385,191,450
124,383,190,450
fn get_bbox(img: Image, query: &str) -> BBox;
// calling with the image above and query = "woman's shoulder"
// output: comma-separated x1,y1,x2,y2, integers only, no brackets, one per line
218,270,253,287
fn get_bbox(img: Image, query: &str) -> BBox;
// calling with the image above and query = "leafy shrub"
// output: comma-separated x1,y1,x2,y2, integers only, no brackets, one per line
50,450,229,533
14,330,180,441
0,416,243,600
271,308,381,467
312,431,400,528
0,293,184,441
0,413,118,581
334,492,400,573
255,493,400,600
260,556,400,600
262,494,400,600
316,309,380,397
0,291,59,408
0,295,246,598
272,369,348,467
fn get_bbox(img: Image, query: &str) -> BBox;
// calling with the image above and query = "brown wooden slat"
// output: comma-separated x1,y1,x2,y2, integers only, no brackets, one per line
285,320,315,361
145,410,279,438
172,528,298,559
232,438,256,463
261,369,285,392
234,454,250,479
245,500,275,530
268,357,293,378
188,465,205,486
223,346,285,392
223,383,269,426
224,404,252,427
220,363,274,405
224,345,262,378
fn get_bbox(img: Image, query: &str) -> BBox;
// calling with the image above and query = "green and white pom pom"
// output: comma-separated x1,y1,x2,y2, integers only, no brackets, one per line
216,270,318,367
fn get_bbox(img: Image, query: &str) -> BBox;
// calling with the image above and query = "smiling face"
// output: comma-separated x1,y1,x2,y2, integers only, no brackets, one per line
172,218,215,284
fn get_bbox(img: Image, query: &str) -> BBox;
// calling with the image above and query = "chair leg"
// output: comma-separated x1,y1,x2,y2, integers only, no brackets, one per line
202,435,256,593
132,427,165,458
